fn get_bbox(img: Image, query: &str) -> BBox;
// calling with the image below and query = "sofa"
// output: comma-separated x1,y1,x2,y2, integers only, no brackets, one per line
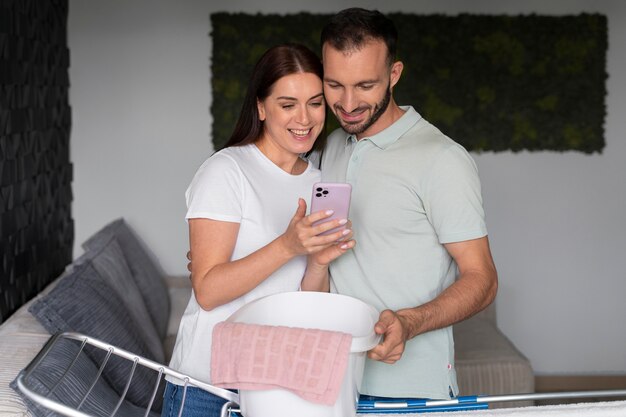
0,218,192,416
0,218,534,416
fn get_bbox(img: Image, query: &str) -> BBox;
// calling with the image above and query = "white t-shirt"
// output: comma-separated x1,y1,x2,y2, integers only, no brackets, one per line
167,143,321,384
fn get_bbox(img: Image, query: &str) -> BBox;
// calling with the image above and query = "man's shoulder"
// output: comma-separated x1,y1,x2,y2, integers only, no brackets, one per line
327,127,349,142
321,128,350,155
404,117,464,150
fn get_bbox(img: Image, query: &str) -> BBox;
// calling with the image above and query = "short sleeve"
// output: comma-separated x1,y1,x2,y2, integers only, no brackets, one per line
422,144,487,244
185,152,243,223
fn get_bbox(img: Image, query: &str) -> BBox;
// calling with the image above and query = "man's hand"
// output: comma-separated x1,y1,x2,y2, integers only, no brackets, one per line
368,236,497,365
368,309,414,364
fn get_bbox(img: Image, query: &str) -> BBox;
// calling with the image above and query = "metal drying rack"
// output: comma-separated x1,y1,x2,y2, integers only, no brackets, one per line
16,332,239,417
16,332,626,416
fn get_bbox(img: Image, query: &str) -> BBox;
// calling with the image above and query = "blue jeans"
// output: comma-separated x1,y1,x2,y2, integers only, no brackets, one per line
161,382,230,417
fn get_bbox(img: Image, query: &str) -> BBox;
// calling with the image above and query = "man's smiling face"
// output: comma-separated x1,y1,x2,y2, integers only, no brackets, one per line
322,39,400,139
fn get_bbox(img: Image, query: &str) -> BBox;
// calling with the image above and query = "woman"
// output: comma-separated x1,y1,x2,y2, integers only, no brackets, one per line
162,44,354,417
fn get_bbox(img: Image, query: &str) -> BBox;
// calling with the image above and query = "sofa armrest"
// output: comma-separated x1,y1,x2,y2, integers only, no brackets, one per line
472,301,497,325
163,275,192,362
454,316,534,408
0,301,52,417
164,274,192,289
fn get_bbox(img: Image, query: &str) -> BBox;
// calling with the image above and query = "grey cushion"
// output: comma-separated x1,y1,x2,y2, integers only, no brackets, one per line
86,238,164,363
28,262,163,410
11,337,160,417
83,218,170,338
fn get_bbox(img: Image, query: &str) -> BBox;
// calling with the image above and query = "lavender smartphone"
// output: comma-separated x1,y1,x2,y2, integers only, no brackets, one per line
310,182,352,236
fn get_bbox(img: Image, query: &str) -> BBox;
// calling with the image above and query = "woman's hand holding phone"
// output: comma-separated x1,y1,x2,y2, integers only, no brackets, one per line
280,183,354,259
307,182,355,265
280,198,352,258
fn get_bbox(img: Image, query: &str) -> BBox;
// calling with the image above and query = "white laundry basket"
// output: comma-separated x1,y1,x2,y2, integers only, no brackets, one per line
225,291,380,417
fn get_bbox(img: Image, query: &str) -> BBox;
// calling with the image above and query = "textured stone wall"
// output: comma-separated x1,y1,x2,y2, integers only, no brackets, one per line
0,0,73,323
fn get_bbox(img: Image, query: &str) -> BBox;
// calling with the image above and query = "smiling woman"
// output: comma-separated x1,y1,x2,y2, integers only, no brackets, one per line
162,43,356,417
255,72,325,173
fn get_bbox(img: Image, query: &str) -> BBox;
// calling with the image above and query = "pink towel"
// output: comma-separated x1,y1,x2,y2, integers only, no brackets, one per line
210,321,352,406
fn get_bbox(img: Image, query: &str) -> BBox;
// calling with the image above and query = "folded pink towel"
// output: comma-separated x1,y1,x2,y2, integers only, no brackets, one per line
211,321,352,406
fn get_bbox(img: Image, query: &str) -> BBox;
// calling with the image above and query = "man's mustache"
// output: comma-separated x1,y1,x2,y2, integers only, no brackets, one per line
334,105,370,115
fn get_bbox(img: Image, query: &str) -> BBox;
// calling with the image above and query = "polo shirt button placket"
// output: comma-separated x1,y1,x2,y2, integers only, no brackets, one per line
347,154,357,182
347,139,367,183
346,155,357,184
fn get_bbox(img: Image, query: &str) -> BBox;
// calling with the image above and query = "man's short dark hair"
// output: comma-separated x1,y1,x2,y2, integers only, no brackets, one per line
321,8,398,65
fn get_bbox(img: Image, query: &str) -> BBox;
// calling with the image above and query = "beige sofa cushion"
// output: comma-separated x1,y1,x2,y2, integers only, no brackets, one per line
454,317,534,408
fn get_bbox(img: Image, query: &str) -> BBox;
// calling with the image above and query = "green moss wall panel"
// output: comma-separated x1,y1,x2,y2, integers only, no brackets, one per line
211,13,607,153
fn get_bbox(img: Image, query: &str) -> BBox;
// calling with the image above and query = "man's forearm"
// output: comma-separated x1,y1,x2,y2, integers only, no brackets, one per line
398,267,498,340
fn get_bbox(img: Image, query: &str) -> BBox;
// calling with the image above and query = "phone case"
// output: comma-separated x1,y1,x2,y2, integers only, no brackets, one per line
310,182,352,236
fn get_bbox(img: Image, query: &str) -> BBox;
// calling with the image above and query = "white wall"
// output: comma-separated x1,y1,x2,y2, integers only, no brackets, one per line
68,0,626,375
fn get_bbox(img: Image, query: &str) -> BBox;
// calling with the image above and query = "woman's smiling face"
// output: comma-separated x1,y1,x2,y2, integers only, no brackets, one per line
256,72,325,156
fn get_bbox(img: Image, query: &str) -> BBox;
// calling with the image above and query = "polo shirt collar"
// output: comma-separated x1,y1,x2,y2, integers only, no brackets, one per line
345,106,422,149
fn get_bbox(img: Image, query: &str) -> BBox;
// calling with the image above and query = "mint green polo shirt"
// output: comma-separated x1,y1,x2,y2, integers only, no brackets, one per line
320,106,487,399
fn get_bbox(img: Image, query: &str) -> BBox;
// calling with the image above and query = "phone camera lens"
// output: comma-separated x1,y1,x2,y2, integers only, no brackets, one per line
316,187,323,192
316,193,322,197
322,190,329,195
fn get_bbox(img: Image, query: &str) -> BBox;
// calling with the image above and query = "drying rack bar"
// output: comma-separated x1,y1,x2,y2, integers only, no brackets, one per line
355,389,626,413
16,331,239,417
16,331,626,417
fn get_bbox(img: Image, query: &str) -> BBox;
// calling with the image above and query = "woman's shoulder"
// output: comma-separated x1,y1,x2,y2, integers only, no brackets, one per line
211,144,259,165
191,147,247,183
201,144,255,167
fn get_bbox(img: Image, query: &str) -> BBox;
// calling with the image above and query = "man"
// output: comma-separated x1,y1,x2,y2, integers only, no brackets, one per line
189,7,497,400
316,8,498,400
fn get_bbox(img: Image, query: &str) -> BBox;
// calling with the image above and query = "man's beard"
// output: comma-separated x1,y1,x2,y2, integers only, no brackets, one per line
335,85,392,135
